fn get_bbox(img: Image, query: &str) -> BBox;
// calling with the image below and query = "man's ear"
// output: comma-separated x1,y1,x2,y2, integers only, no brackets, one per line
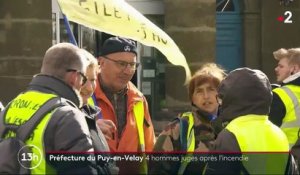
294,65,300,73
65,72,77,87
98,57,104,67
290,65,300,75
97,65,101,74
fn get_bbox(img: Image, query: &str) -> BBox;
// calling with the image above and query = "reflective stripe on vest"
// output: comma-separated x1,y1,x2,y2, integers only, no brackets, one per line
178,112,195,175
133,101,147,174
273,85,300,148
5,91,58,174
226,114,289,174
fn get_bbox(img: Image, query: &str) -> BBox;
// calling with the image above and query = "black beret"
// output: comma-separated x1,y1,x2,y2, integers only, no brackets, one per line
99,37,137,56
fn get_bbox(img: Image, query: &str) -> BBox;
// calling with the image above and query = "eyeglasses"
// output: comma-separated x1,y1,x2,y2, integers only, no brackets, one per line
67,69,87,85
102,56,140,71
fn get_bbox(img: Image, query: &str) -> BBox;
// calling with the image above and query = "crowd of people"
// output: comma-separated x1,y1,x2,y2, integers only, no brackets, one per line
0,37,300,174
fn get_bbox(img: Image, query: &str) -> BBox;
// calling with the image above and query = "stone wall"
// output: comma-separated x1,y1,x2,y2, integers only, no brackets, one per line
163,0,216,109
242,0,300,83
242,0,262,69
0,0,52,104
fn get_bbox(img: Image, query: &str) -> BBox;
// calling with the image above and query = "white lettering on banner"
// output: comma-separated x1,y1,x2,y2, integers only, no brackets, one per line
57,0,191,82
77,1,167,44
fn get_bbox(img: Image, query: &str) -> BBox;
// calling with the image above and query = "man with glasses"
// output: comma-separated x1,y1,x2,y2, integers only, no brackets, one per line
66,69,88,86
94,36,156,174
0,43,100,174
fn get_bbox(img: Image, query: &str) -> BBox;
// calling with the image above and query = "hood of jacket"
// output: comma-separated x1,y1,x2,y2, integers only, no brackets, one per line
218,67,272,124
81,104,101,120
27,74,81,107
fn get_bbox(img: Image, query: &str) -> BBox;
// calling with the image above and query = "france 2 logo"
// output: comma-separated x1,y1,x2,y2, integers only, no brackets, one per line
277,11,293,24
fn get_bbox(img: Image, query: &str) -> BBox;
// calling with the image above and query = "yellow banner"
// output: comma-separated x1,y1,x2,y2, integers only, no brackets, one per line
57,0,191,82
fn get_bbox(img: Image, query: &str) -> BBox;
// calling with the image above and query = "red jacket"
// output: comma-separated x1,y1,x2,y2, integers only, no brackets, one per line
94,80,155,152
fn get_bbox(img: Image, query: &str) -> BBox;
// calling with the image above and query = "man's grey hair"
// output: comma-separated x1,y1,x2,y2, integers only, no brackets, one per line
41,43,86,79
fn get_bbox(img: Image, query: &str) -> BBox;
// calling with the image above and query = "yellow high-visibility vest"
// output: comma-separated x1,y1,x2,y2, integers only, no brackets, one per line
87,96,95,107
92,95,148,173
133,101,148,174
226,114,289,174
273,85,300,148
4,91,58,174
178,112,195,175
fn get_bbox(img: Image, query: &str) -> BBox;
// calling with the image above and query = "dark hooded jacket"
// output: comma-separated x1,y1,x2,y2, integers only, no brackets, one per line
81,104,119,174
205,68,298,175
81,104,110,152
20,75,100,174
217,68,272,126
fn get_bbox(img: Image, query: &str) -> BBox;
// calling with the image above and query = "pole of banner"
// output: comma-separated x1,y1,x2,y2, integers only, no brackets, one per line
62,14,78,46
62,13,101,119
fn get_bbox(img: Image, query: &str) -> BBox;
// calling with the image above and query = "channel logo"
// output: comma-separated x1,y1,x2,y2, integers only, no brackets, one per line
277,11,293,23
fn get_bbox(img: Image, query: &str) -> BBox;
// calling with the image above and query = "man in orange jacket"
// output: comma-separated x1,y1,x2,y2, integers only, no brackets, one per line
94,36,156,174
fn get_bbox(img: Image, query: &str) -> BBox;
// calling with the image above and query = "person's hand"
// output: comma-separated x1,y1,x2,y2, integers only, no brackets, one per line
96,119,117,140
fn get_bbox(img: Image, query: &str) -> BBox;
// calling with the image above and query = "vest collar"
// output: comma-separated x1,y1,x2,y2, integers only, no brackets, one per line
28,74,81,107
283,71,300,84
81,104,101,120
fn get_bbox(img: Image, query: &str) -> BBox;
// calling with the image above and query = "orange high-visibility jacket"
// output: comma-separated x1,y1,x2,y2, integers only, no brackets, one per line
94,80,156,152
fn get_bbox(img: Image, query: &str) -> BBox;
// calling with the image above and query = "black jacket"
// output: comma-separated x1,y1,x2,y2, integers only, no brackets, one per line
81,104,110,152
26,74,98,174
206,68,298,175
81,104,119,174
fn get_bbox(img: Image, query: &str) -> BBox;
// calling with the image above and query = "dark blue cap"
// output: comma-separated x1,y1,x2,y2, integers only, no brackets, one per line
99,37,137,56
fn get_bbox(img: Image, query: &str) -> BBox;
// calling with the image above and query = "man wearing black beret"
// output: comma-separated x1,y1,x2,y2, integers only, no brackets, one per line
94,36,156,174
